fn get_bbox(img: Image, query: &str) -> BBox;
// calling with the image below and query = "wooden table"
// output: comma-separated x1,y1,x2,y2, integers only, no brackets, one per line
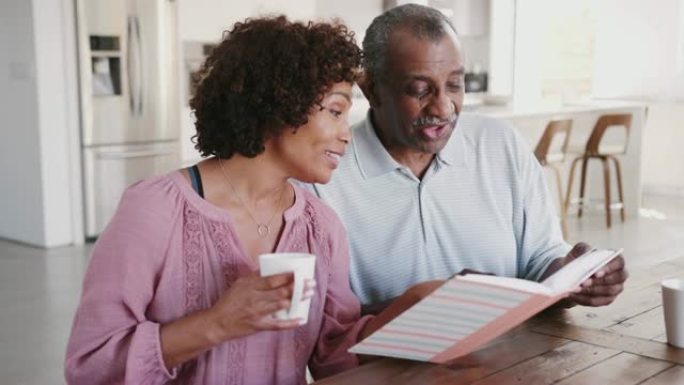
314,258,684,384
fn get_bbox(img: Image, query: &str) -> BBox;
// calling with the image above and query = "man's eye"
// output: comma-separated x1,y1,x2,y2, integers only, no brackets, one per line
447,83,463,92
407,88,429,97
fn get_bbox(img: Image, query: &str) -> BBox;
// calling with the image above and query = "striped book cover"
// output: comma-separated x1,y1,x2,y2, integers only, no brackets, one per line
350,248,622,363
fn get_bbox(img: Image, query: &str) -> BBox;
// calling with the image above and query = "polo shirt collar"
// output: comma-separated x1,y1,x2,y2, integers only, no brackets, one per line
353,110,469,180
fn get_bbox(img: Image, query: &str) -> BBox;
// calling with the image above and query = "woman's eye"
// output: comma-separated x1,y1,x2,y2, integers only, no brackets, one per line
327,108,342,119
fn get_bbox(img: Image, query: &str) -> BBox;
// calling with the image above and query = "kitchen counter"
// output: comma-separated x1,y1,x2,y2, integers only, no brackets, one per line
466,99,648,218
464,98,646,118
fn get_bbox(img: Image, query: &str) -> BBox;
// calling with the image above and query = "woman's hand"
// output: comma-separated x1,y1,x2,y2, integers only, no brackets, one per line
206,273,315,342
160,273,315,370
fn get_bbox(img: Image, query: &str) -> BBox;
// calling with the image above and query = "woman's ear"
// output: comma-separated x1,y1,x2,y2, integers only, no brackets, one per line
358,72,380,108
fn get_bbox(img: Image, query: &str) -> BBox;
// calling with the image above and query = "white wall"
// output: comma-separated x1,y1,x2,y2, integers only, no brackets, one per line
593,0,684,100
594,0,684,100
0,0,46,246
590,0,684,195
34,0,82,247
641,103,684,196
488,0,515,96
315,0,382,44
0,0,81,247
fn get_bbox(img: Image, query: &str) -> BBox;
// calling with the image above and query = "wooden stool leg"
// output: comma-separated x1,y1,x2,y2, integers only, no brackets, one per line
611,155,626,222
602,157,612,228
578,157,589,218
551,164,567,238
565,157,582,216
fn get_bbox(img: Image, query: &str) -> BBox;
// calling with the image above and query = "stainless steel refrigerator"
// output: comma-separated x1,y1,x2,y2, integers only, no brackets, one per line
75,0,180,238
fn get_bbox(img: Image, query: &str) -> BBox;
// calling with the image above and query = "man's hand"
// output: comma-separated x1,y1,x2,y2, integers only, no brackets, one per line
563,242,628,307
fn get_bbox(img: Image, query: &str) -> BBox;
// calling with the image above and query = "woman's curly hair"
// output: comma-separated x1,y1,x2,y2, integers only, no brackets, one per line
190,16,361,158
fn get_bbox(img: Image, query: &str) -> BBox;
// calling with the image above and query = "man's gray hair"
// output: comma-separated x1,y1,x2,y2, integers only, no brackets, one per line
363,4,457,81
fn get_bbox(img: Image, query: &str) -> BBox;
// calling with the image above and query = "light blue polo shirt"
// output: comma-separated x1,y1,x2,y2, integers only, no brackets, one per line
311,112,571,304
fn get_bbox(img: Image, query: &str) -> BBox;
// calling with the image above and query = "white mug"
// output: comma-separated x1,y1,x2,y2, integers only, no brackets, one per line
259,253,316,325
661,278,684,348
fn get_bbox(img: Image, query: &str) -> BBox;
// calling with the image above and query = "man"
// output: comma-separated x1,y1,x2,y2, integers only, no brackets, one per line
311,4,627,314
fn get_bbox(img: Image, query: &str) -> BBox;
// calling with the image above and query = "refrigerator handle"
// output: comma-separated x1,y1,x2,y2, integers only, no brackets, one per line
134,15,143,116
126,15,135,114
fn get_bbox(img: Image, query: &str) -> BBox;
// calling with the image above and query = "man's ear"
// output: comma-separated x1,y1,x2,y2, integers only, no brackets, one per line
358,72,381,108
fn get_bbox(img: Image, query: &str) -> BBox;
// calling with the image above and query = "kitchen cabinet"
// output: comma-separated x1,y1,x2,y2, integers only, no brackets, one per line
450,0,489,36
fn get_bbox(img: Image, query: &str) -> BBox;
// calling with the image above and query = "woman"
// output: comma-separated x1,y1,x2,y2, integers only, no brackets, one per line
65,16,430,385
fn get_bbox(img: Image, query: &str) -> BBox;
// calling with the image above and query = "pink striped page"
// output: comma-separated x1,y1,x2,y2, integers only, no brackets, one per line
349,277,559,362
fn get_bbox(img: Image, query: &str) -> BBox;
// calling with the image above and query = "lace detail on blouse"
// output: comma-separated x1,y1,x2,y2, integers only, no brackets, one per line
294,202,330,381
210,221,246,385
303,202,331,268
183,205,203,313
181,205,205,382
211,222,241,286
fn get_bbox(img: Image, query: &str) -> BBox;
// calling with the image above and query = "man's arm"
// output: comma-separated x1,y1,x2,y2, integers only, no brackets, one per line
361,299,395,316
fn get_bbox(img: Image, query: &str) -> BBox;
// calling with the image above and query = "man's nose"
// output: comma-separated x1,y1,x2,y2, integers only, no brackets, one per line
426,89,455,120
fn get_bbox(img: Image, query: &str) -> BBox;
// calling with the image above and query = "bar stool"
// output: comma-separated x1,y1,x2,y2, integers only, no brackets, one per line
534,119,573,237
565,114,632,228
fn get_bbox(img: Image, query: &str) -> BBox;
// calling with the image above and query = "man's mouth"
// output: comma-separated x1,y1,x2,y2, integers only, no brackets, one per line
414,114,458,141
420,124,447,140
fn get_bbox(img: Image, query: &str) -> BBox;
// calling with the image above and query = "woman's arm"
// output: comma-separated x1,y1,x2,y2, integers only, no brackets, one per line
65,184,300,383
159,273,301,369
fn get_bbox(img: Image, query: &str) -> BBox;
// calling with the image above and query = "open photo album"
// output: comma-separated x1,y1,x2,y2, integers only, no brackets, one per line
349,248,623,363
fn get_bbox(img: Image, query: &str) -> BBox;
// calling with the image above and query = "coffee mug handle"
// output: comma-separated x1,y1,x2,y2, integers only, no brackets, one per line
289,269,304,318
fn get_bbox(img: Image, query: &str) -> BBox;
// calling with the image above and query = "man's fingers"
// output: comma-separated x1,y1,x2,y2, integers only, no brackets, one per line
592,268,629,286
596,256,626,276
458,269,495,276
579,283,624,297
566,242,593,261
568,293,616,307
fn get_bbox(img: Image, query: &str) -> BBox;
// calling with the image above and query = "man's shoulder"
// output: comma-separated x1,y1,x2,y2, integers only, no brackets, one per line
294,184,346,231
457,113,518,142
455,113,531,157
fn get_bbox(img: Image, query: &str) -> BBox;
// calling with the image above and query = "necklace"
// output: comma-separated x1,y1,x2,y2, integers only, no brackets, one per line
218,158,286,238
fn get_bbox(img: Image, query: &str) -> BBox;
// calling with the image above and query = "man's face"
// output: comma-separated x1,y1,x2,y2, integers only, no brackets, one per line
367,26,465,155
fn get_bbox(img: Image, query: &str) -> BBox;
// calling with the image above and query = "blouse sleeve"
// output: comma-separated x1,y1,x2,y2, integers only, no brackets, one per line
308,212,373,380
65,181,181,385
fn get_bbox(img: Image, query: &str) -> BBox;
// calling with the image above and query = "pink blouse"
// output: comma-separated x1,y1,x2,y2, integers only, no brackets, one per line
65,171,372,385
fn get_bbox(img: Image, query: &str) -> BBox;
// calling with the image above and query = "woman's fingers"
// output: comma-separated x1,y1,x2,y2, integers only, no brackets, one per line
302,279,317,300
256,317,303,331
253,272,294,290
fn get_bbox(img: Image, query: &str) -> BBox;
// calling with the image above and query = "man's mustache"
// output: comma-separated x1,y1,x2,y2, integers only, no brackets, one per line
412,113,458,128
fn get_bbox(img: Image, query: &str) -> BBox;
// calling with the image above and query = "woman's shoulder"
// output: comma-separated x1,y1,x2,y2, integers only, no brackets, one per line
121,171,185,208
110,170,192,229
94,171,187,265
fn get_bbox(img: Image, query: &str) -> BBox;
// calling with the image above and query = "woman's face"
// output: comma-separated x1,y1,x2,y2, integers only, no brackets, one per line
271,82,353,184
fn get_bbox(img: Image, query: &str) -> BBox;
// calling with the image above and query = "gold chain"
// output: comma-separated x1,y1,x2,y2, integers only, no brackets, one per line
218,158,285,238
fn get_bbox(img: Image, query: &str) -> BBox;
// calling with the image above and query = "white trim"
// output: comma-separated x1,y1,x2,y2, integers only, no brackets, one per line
62,0,85,245
643,184,684,198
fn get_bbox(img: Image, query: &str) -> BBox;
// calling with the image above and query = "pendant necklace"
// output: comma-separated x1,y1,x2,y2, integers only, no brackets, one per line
218,158,285,238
